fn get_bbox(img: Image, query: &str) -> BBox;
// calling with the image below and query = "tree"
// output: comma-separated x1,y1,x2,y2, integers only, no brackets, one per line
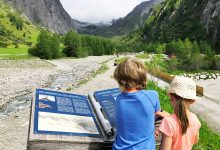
51,34,61,58
28,31,61,59
28,31,52,59
63,30,81,57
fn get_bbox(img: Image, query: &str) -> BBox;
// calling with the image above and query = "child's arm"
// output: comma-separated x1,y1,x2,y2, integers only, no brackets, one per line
159,133,172,150
156,110,170,118
194,131,200,144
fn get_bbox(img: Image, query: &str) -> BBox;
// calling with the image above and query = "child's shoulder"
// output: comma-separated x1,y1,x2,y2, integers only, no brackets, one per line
163,114,178,123
190,112,201,125
141,90,159,97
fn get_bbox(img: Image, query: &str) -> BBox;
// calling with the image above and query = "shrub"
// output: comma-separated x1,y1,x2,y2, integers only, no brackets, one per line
0,41,8,48
214,55,220,70
7,13,24,30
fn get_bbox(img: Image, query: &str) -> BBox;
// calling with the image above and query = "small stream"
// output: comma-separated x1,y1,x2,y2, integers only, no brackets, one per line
0,71,76,117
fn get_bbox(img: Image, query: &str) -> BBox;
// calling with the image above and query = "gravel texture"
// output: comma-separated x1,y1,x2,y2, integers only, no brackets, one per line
0,59,56,107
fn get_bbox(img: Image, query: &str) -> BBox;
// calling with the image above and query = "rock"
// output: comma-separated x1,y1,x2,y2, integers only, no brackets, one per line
6,0,74,33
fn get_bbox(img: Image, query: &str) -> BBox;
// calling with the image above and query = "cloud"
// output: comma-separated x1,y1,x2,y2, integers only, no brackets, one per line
60,0,148,23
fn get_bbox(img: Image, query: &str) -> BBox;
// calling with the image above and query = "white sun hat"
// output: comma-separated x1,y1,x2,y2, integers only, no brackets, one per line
167,76,200,101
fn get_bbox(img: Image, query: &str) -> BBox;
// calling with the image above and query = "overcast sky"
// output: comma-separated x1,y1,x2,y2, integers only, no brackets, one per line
60,0,148,23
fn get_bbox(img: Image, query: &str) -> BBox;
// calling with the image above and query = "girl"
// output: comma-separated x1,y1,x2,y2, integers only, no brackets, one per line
113,59,167,150
159,76,201,150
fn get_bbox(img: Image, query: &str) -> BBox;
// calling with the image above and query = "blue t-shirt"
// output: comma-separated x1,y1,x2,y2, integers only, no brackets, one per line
112,90,161,150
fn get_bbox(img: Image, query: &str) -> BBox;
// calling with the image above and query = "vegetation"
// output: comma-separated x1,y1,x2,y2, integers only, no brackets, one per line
0,1,40,46
147,81,220,150
124,0,220,54
28,31,61,59
7,13,24,30
63,30,115,58
114,57,129,66
135,53,149,59
140,38,217,72
0,0,40,59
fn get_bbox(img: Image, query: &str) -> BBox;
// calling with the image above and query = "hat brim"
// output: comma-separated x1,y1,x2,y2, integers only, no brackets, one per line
167,88,200,101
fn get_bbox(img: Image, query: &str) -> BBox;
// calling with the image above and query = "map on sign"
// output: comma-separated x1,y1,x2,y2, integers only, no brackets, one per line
34,89,101,137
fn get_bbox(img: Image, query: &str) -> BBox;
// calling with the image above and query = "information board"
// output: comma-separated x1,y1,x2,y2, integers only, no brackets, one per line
94,88,121,128
34,89,101,137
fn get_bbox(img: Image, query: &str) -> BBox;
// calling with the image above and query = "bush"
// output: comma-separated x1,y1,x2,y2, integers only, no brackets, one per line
214,55,220,70
0,41,8,48
14,43,19,48
7,13,24,30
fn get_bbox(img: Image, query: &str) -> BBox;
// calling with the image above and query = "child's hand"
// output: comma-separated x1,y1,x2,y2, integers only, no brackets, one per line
156,111,170,118
155,130,160,139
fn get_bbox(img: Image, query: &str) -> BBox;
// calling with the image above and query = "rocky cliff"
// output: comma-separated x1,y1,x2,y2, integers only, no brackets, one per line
6,0,73,33
202,0,220,52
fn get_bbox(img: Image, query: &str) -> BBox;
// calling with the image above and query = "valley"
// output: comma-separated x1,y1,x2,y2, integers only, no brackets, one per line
0,0,220,149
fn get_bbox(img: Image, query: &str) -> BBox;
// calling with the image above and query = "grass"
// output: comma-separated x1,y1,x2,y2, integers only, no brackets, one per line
0,1,40,46
114,57,129,65
135,53,150,59
148,81,220,150
0,45,30,59
0,55,34,60
0,47,28,55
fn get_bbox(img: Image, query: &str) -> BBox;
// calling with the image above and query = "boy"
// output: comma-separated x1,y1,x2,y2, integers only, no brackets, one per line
113,59,167,150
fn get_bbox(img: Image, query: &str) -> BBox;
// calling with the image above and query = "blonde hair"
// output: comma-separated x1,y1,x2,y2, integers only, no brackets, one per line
114,59,147,90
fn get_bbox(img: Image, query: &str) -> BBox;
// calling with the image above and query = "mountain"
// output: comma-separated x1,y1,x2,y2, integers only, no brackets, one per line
138,0,220,53
0,0,40,47
77,0,165,37
5,0,74,34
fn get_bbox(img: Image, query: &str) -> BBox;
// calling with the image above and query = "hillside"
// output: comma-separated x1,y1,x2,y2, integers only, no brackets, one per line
6,0,74,34
77,0,164,37
130,0,220,53
0,0,40,48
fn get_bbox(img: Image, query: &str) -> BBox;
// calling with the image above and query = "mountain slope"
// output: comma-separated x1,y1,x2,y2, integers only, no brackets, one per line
78,0,165,37
6,0,73,33
140,0,220,53
0,0,40,47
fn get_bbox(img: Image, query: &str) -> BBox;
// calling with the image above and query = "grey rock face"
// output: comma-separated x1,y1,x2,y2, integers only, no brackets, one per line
202,0,220,47
6,0,73,33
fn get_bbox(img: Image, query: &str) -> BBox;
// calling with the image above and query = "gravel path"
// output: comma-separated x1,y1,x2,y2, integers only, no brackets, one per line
71,59,118,95
195,78,220,104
